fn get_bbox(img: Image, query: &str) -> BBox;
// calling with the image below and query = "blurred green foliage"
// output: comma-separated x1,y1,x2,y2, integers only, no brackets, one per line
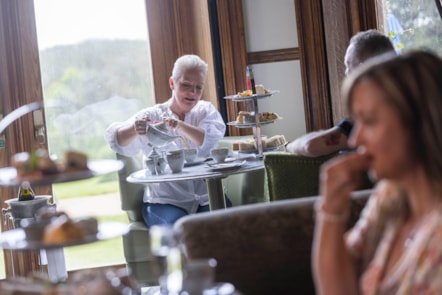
39,39,154,161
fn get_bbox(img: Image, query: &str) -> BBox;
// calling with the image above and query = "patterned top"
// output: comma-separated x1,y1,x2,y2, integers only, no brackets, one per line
346,181,442,295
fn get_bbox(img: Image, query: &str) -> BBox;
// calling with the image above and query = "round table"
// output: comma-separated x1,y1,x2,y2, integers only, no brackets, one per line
126,157,264,210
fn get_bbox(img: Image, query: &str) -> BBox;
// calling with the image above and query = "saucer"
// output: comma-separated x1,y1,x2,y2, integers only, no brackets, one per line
206,157,237,165
206,160,246,171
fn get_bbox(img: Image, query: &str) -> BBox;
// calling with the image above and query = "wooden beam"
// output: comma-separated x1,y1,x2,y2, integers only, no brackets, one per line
294,0,332,132
247,48,300,64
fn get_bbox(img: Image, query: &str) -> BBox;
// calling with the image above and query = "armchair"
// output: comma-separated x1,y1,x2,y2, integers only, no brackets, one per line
174,189,371,295
264,152,373,201
264,152,335,201
115,153,156,287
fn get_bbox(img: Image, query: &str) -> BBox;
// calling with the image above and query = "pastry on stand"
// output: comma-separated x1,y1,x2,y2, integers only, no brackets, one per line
0,150,124,283
225,85,282,158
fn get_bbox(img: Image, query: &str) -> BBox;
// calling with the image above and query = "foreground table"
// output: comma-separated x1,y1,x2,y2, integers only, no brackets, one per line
126,157,264,210
0,221,128,281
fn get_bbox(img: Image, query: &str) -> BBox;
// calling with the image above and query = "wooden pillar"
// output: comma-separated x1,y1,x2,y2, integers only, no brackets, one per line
0,0,47,278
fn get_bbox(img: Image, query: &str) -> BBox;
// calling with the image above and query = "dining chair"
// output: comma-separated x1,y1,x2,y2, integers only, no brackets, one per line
115,153,156,288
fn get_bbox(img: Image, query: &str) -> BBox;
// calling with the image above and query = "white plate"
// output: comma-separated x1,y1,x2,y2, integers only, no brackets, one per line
206,160,246,171
206,157,237,165
0,160,124,187
227,120,277,128
184,157,206,167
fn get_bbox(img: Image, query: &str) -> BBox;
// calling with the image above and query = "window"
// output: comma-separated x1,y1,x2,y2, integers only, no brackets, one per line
34,0,153,270
379,0,442,55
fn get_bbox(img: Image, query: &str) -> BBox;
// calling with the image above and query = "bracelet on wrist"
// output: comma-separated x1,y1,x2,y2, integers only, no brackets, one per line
314,200,349,223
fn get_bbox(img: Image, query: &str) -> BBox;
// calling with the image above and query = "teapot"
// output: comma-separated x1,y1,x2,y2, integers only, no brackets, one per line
146,122,180,148
145,156,167,175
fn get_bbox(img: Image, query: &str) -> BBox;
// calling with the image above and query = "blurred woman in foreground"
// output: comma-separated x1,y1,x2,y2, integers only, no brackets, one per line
313,50,442,294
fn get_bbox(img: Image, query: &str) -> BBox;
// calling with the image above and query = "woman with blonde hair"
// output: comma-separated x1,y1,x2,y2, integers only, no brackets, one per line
313,50,442,294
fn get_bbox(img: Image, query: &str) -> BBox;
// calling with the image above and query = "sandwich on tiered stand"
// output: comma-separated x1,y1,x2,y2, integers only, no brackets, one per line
224,85,286,158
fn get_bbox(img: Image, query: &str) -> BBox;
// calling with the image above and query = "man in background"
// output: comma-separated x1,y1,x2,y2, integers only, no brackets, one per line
286,29,396,156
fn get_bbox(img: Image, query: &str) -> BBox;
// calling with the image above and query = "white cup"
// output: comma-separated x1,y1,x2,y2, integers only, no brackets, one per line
210,148,229,163
182,258,217,294
167,149,185,173
184,148,198,163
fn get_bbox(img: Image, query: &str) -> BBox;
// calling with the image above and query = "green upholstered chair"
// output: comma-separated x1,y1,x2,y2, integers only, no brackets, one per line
264,152,374,201
116,153,156,287
264,152,336,201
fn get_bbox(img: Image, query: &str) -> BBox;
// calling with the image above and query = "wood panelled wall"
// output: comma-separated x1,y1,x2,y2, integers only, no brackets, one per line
145,0,218,109
0,0,49,278
215,0,248,136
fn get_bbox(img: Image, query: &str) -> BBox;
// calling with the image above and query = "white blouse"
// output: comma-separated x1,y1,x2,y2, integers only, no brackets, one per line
104,98,226,213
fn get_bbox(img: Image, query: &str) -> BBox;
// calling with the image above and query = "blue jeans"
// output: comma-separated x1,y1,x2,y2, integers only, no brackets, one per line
142,197,232,228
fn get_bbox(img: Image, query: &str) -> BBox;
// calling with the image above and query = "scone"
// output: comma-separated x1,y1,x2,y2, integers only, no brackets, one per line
43,215,85,245
239,141,256,151
63,150,88,171
260,112,278,122
236,111,248,124
11,152,34,178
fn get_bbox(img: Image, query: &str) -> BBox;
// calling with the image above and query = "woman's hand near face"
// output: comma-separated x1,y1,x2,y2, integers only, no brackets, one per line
313,151,368,295
320,149,371,214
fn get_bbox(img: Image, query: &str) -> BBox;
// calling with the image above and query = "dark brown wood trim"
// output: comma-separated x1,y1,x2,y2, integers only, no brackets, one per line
216,0,250,136
321,0,352,125
356,1,378,30
247,47,300,64
145,0,181,104
0,0,47,278
145,0,217,108
321,0,379,124
294,0,332,132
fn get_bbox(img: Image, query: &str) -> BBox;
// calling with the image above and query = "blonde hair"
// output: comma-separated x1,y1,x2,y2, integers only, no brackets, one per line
343,50,442,193
171,54,208,82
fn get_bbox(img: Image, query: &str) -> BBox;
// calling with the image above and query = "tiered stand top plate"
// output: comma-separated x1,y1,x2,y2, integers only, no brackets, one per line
224,90,280,101
0,159,124,187
224,90,281,127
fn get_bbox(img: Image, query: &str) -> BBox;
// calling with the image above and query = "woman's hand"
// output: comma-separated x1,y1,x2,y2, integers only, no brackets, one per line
134,116,151,135
162,117,205,146
163,117,181,130
320,149,370,214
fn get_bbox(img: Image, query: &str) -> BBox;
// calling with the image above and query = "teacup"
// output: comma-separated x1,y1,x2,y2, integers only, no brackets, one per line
184,148,198,163
182,258,217,294
210,148,229,163
167,149,185,173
